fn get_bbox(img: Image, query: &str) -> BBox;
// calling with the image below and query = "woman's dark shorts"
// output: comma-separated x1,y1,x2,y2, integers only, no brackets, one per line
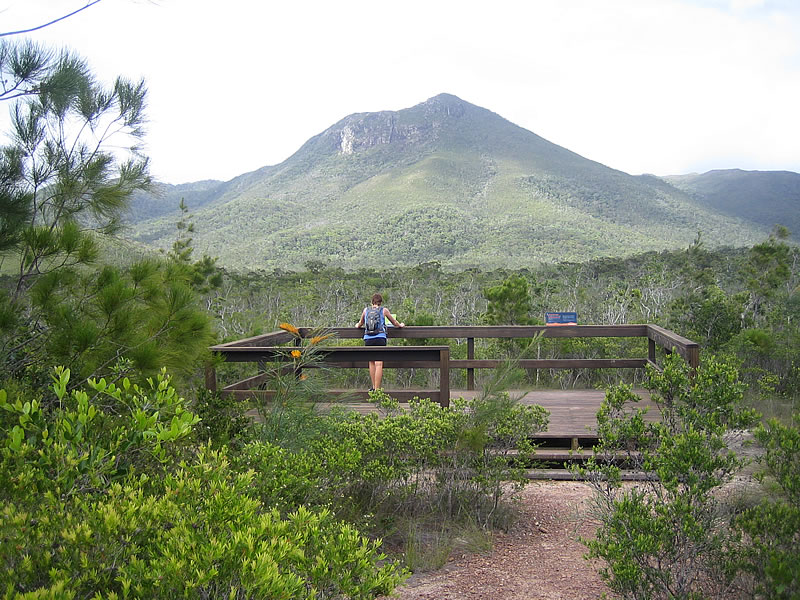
364,337,387,346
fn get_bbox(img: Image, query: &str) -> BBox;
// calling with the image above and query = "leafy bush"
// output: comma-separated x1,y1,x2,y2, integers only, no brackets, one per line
0,366,198,504
0,370,406,598
233,438,363,516
318,392,549,529
1,447,405,599
578,354,760,599
193,386,251,448
728,414,800,599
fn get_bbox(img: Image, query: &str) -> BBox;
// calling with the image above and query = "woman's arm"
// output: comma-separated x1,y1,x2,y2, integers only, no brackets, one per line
384,307,405,328
356,308,365,328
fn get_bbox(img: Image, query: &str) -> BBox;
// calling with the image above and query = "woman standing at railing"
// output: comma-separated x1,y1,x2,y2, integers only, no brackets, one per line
356,293,405,391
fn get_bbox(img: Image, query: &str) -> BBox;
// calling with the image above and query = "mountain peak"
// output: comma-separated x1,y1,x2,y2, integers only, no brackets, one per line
128,93,785,271
315,93,490,156
318,94,461,156
421,92,470,108
427,92,464,102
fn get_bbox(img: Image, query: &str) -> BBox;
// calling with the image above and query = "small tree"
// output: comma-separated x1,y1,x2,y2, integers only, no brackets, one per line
728,413,800,599
0,39,150,297
578,354,760,599
482,274,534,325
744,226,792,325
165,198,223,293
0,40,213,382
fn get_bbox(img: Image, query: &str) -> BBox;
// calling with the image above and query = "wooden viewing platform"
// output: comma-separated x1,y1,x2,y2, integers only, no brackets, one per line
210,324,694,449
242,387,660,455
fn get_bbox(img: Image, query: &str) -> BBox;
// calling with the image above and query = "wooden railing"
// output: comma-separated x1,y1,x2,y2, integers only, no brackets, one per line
207,325,699,407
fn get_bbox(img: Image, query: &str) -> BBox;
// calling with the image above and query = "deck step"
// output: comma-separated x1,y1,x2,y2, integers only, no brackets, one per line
527,469,655,481
531,448,594,462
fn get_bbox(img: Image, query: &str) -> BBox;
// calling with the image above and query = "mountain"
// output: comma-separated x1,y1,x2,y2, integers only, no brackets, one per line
663,170,800,238
125,94,781,270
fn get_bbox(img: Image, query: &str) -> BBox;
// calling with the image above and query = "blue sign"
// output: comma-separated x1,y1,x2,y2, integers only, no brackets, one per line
545,312,577,325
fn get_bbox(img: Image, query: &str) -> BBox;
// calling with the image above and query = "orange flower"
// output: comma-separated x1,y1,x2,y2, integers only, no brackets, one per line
300,374,308,381
291,349,302,359
279,322,300,336
309,334,333,345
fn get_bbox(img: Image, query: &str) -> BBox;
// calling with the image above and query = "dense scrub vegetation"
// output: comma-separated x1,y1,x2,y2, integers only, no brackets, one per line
1,39,798,599
201,228,799,406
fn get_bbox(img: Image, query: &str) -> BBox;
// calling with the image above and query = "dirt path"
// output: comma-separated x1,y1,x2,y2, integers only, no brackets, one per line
379,481,611,600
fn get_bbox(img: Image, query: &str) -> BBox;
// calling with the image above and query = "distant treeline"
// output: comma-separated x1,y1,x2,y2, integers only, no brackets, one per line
204,233,798,397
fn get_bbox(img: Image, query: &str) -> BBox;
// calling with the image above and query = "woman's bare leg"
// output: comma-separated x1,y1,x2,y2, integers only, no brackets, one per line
371,360,384,389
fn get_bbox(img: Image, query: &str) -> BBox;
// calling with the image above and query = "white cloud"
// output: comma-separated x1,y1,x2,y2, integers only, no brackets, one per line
1,0,798,182
729,0,766,11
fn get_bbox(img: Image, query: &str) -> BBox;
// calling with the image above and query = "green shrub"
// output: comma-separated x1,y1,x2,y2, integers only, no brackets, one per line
192,386,251,448
0,367,198,504
233,438,365,515
0,368,407,598
319,393,548,529
578,354,760,599
728,414,800,599
1,447,406,599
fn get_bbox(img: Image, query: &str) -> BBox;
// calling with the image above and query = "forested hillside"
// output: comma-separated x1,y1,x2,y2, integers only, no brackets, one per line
665,169,800,237
124,94,779,270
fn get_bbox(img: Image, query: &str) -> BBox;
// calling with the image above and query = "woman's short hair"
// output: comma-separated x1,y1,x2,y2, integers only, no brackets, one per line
371,293,383,305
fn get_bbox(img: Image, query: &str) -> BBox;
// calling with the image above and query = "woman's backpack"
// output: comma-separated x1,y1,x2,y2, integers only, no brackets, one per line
364,306,385,335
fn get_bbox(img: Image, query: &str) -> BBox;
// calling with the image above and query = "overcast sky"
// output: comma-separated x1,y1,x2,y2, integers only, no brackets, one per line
2,0,799,184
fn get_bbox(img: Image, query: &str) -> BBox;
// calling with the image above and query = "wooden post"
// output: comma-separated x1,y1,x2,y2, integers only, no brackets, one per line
467,337,475,391
204,365,217,392
687,345,700,377
648,338,656,365
439,347,450,408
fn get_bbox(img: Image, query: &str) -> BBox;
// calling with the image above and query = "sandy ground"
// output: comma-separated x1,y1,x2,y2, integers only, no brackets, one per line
379,431,764,600
379,481,611,600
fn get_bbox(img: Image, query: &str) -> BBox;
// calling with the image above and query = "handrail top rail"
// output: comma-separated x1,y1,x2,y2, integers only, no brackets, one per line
646,324,699,350
210,324,698,366
320,324,651,338
209,343,451,353
214,324,659,349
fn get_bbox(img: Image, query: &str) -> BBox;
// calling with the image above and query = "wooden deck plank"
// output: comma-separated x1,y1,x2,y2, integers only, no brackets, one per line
244,388,659,440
